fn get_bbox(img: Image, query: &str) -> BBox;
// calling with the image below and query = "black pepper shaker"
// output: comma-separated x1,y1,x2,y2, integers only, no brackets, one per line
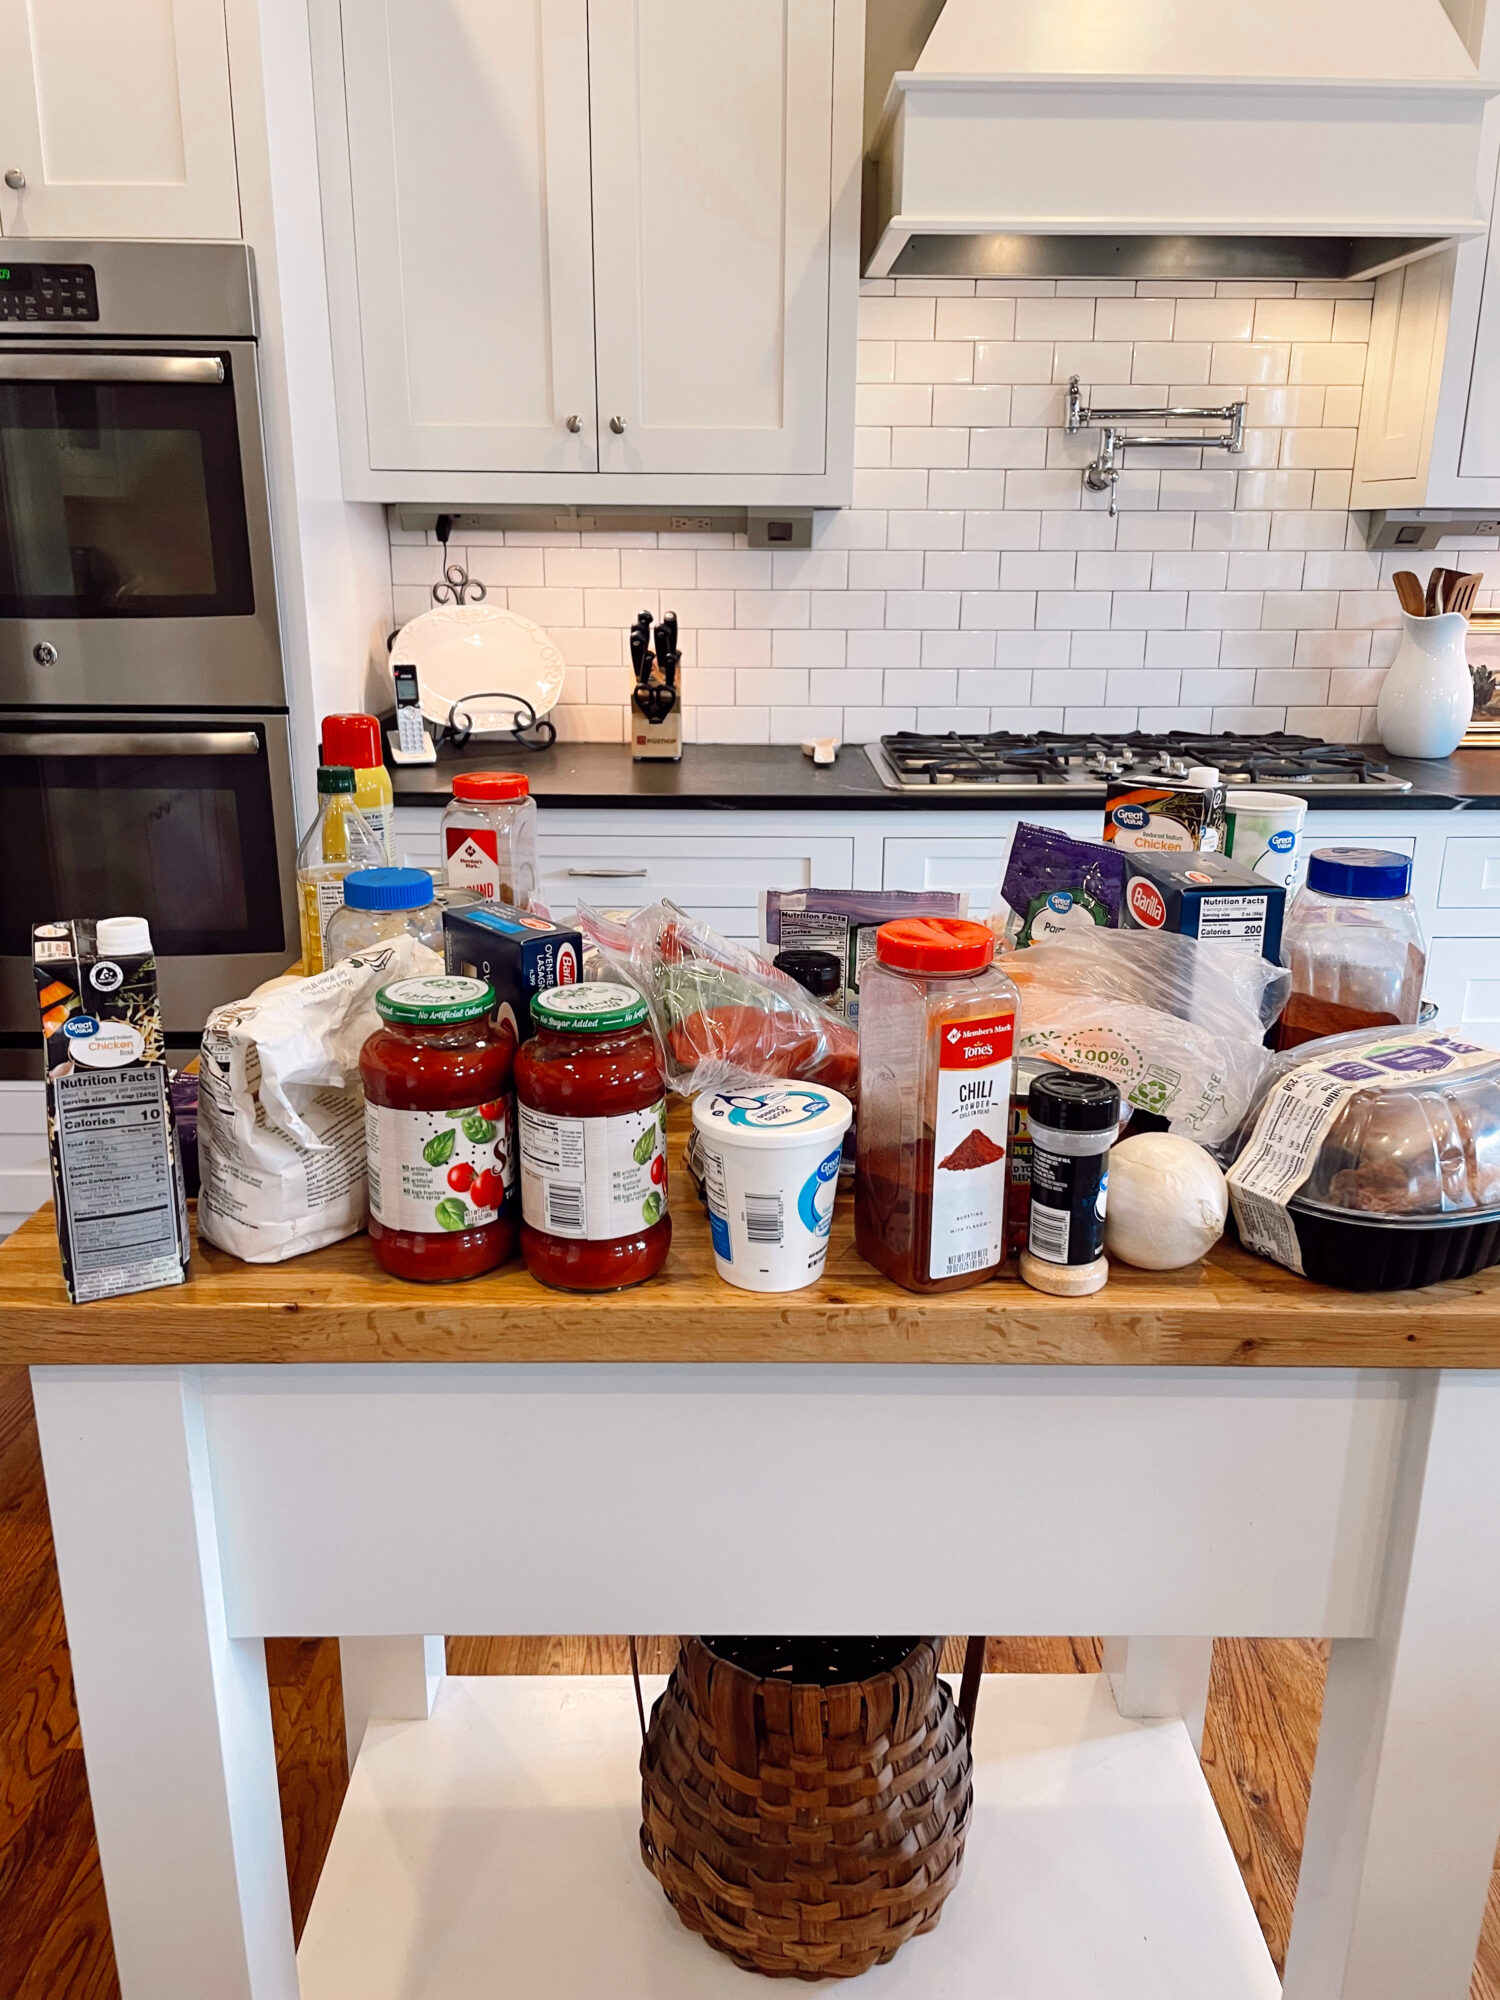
1020,1071,1120,1298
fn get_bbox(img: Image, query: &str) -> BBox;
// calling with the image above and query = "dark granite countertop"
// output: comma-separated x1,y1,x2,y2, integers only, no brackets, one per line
390,741,1500,812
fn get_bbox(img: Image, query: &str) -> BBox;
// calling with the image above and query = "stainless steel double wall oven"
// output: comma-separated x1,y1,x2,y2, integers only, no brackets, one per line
0,242,297,1074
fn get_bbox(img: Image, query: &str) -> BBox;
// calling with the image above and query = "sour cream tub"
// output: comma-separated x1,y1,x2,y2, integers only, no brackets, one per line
692,1086,853,1293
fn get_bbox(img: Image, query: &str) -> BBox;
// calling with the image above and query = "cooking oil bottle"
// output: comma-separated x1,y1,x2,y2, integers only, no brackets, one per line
296,765,385,973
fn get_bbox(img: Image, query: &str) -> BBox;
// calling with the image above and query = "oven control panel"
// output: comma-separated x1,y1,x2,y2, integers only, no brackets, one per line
0,263,99,323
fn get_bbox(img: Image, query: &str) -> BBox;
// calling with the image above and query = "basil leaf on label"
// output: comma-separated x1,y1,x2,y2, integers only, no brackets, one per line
461,1115,497,1144
434,1197,468,1231
423,1127,457,1167
632,1125,655,1165
642,1190,663,1225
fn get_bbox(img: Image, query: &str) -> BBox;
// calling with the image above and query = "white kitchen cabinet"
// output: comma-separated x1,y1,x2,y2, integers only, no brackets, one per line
1352,7,1500,505
587,0,835,478
0,0,240,240
312,0,862,505
1424,935,1500,1026
392,808,856,942
328,0,598,477
0,1081,47,1242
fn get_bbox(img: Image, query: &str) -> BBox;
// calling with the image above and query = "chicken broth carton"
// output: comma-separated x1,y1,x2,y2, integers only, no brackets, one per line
32,917,189,1304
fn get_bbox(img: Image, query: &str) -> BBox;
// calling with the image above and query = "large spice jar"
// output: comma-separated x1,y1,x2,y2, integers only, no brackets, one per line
515,982,670,1291
359,975,516,1281
854,918,1019,1294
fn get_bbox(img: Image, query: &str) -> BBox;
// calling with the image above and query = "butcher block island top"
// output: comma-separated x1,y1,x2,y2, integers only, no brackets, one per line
6,1167,1500,1367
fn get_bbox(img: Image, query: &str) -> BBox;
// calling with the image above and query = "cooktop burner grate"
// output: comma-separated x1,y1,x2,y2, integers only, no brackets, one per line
876,729,1401,789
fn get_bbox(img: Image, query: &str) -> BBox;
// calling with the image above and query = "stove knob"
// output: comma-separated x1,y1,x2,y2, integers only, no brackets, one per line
33,640,57,667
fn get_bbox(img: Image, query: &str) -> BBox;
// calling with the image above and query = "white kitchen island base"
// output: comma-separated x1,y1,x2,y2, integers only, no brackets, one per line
26,1360,1500,2000
297,1672,1278,2000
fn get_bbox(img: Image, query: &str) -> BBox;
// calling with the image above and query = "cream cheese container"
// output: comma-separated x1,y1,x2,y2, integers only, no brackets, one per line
692,1085,852,1293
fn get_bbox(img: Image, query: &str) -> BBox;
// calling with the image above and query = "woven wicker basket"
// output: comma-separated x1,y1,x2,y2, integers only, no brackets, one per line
639,1635,973,1981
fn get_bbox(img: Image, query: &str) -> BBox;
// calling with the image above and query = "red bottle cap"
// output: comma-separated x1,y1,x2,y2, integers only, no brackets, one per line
875,917,995,975
452,771,530,801
321,713,381,769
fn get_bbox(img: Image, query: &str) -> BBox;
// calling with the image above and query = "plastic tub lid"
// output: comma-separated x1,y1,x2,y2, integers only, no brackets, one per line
321,713,381,770
692,1085,853,1148
1306,847,1412,899
376,975,494,1025
342,866,434,911
875,916,994,974
452,771,530,801
1259,1030,1500,1218
530,981,648,1033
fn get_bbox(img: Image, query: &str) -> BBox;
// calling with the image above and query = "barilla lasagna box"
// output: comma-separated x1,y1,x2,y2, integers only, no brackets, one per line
442,902,581,1044
1118,850,1286,962
32,919,189,1304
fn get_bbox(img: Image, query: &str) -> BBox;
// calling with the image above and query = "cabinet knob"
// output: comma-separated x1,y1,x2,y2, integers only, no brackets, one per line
564,413,582,433
609,415,628,435
3,169,26,192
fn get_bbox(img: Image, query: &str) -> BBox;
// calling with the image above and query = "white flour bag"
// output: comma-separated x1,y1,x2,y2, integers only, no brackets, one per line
197,938,440,1261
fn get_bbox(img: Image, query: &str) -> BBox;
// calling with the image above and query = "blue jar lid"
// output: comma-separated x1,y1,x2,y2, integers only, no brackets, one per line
1306,847,1412,900
342,866,433,911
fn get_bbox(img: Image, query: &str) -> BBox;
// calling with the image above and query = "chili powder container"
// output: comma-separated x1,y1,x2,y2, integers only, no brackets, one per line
854,917,1018,1294
1020,1071,1120,1298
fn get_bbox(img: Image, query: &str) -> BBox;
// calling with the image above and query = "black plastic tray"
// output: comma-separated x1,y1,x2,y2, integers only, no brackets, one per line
1288,1199,1500,1292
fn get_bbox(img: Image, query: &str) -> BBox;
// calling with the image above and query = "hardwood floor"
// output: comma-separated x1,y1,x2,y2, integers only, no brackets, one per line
1,1363,1496,1995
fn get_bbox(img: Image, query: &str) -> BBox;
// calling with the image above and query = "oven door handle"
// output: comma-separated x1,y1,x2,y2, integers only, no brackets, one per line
0,730,260,757
0,354,225,385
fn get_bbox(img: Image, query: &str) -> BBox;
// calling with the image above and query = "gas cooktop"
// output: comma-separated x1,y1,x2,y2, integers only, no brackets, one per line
866,730,1412,794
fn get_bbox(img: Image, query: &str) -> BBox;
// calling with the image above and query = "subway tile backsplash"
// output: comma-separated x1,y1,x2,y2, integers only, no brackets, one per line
388,278,1500,747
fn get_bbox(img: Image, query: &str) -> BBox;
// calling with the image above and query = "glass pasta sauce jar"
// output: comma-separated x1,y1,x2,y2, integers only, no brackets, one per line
359,975,517,1281
515,982,670,1291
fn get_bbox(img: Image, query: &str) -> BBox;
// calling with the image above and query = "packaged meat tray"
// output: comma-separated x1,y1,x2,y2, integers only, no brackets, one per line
1226,1028,1500,1290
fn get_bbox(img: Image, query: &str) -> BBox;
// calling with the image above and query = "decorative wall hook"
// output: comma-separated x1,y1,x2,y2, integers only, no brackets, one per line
1066,375,1246,516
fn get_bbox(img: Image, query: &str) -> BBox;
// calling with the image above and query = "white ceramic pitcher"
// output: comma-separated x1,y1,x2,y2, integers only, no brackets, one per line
1377,611,1473,759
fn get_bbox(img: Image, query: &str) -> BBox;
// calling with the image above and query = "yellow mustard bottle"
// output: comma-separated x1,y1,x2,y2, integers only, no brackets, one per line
321,713,395,861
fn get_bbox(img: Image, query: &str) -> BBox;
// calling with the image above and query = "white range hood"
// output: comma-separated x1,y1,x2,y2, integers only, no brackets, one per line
867,0,1498,282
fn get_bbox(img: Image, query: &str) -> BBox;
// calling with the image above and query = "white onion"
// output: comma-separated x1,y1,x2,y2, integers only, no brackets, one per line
1105,1132,1228,1271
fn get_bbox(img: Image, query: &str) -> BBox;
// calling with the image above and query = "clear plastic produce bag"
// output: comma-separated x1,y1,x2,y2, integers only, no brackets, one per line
576,901,859,1100
1005,928,1289,1146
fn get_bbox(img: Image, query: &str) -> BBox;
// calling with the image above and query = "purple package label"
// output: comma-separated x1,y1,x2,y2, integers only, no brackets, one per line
1001,824,1126,947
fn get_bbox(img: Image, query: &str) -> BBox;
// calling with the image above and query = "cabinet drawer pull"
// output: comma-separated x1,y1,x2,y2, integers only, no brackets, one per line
565,413,582,433
3,169,26,192
564,867,648,878
609,415,628,435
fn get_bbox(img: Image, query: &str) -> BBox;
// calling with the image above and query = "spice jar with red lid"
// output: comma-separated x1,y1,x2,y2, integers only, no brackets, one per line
854,918,1019,1293
515,982,670,1291
440,771,538,908
360,974,517,1282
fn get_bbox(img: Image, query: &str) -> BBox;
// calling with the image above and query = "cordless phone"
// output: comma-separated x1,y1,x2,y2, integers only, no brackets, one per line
387,661,436,764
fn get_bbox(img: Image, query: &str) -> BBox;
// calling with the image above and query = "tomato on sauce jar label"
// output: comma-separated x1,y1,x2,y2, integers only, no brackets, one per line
929,1010,1014,1283
365,1097,514,1235
518,1099,667,1240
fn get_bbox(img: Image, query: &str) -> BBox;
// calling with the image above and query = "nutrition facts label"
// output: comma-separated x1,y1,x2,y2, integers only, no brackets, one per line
53,1067,185,1301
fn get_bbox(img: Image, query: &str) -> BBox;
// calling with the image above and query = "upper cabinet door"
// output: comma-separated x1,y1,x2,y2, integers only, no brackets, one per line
338,0,598,474
0,0,239,239
588,0,835,476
